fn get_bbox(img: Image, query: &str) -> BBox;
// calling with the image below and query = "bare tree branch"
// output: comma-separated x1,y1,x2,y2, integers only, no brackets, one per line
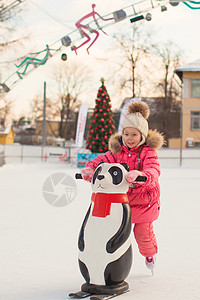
108,24,154,99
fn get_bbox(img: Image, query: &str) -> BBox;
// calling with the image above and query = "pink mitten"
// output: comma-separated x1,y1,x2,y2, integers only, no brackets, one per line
126,170,145,184
81,167,95,182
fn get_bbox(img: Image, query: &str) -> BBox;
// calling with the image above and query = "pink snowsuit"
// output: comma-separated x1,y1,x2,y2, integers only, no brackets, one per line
85,144,160,257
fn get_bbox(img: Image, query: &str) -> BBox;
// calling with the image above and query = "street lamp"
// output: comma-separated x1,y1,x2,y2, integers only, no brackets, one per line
173,73,183,166
180,82,183,166
43,81,47,147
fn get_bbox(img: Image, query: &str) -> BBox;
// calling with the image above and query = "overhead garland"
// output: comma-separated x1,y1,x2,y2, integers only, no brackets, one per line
183,0,200,9
15,45,62,77
72,4,114,55
1,0,198,96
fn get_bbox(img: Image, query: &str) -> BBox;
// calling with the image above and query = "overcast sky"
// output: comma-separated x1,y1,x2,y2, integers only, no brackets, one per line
1,0,200,118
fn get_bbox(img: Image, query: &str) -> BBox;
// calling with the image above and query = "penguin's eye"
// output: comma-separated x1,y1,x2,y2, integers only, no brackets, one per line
108,166,123,185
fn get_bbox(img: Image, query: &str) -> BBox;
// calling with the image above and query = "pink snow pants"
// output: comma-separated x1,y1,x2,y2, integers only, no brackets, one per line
133,222,158,257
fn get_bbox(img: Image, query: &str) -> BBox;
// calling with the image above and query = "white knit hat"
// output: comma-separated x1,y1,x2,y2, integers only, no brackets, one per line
121,101,150,147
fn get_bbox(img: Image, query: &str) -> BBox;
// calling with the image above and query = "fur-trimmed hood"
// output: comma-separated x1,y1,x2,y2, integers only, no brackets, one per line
109,129,165,154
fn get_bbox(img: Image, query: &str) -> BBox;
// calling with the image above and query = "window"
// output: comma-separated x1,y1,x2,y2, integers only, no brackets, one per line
191,111,200,130
195,142,200,148
191,79,200,97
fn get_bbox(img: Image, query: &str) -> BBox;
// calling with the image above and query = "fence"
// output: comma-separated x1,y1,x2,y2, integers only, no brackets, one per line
0,144,200,168
0,144,90,166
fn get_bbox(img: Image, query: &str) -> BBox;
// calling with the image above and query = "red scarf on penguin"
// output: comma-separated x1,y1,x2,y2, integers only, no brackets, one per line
91,192,129,218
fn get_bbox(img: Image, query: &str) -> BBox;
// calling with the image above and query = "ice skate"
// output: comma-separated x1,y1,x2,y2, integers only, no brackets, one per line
145,256,156,275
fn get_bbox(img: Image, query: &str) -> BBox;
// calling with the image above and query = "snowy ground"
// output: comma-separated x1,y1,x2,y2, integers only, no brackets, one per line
0,163,200,300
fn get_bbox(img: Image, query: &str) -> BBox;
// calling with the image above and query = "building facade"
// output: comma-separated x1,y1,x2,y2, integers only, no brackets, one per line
175,59,200,148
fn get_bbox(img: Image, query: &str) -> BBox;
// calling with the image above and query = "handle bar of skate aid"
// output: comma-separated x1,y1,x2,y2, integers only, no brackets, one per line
75,173,147,182
75,173,83,179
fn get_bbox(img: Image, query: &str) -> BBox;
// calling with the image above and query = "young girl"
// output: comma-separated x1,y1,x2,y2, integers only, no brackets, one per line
81,101,164,271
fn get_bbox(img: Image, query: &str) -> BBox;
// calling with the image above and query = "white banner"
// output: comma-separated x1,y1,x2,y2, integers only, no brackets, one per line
118,97,142,132
75,103,88,147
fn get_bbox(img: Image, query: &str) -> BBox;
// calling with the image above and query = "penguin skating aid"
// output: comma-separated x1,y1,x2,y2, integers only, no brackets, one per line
69,163,146,299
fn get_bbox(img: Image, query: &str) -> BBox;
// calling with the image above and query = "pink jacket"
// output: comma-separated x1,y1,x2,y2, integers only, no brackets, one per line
86,130,164,223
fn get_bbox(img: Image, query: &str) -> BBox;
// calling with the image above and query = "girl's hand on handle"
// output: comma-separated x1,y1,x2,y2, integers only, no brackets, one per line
81,167,95,182
126,170,147,184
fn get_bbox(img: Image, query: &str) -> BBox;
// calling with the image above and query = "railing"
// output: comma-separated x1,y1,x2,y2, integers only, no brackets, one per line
0,144,200,168
0,144,90,166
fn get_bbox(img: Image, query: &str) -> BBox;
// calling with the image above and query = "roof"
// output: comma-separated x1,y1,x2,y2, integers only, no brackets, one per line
174,59,200,81
0,124,12,135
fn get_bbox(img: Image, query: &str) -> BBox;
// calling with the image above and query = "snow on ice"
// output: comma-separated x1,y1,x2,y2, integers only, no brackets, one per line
0,162,200,300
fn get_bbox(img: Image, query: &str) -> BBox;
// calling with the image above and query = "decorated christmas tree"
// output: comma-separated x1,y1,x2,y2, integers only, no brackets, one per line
86,78,116,153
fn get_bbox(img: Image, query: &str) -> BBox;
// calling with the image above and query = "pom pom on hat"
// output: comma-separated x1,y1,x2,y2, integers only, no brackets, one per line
128,101,150,119
121,101,150,147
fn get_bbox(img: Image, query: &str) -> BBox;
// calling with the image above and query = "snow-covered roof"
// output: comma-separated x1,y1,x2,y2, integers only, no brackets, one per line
0,124,12,135
175,59,200,81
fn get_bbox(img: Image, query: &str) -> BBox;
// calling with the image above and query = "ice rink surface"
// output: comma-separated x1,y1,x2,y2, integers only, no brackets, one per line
0,163,200,300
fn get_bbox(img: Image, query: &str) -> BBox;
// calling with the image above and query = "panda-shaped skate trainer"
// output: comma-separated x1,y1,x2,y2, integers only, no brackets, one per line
78,162,133,295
